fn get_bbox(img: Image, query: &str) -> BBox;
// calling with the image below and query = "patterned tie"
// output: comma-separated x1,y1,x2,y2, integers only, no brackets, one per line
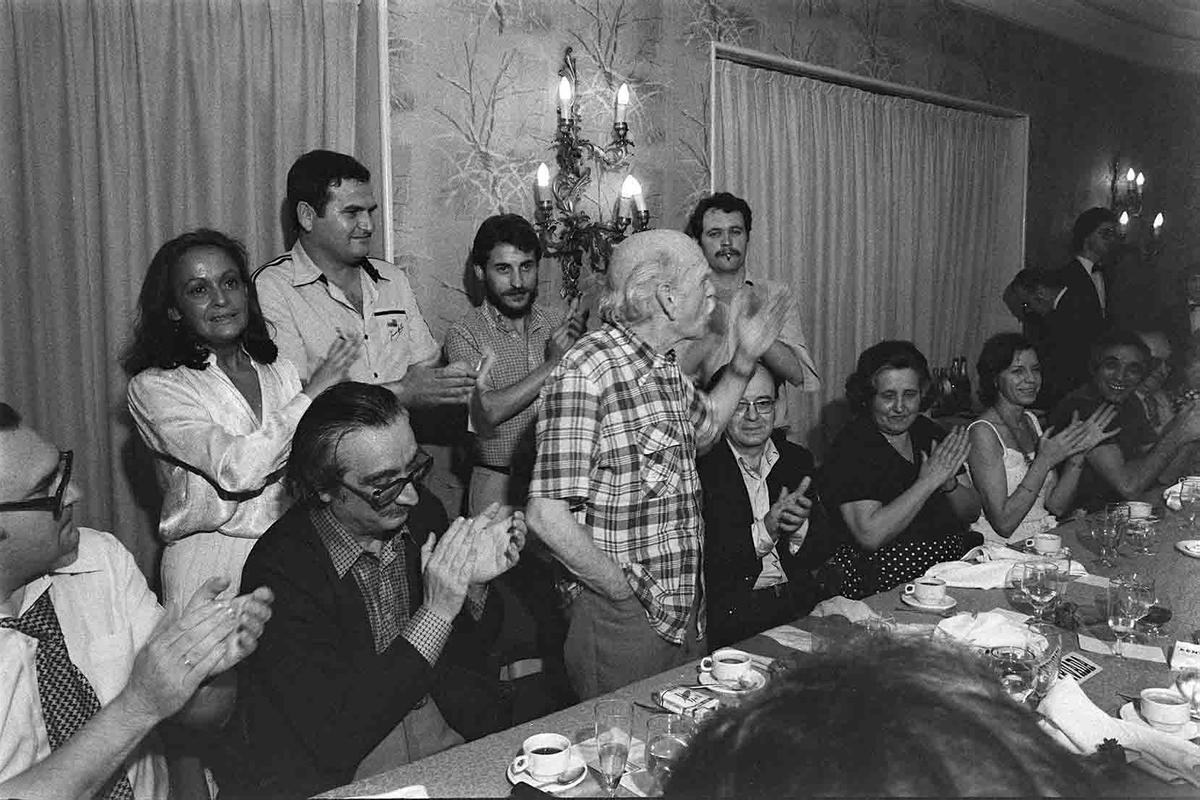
0,590,135,800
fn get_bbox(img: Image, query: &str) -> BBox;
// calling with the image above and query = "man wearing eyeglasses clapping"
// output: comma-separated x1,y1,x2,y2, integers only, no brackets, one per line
223,383,524,798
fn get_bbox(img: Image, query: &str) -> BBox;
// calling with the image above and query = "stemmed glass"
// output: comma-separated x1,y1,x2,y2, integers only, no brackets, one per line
1138,594,1173,640
1181,478,1200,530
1020,562,1061,622
1095,505,1129,568
594,699,633,797
1107,575,1153,658
1126,517,1159,556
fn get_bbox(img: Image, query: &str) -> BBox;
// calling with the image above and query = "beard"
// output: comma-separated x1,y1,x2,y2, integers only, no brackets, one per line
486,285,537,319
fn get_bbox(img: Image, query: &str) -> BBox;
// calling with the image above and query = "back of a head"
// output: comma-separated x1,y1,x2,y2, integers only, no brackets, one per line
1010,267,1064,294
285,149,371,232
665,637,1096,798
601,230,702,326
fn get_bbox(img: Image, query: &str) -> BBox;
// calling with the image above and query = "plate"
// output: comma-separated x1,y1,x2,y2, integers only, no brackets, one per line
697,668,767,693
1175,540,1200,559
900,593,958,612
1119,702,1200,740
507,750,588,793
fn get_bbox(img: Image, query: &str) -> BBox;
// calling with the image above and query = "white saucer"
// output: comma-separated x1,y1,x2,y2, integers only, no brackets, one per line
697,668,767,692
1175,540,1200,559
506,751,588,793
1119,702,1200,740
900,593,957,612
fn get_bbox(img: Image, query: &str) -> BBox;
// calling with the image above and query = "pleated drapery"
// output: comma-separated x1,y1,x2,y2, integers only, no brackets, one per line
0,0,365,575
712,54,1028,452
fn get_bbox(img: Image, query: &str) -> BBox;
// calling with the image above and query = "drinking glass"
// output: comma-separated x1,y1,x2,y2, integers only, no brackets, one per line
1138,594,1173,639
1020,562,1060,622
988,646,1036,704
594,699,633,797
1096,505,1129,568
1004,562,1029,610
1126,517,1160,556
1026,622,1063,702
1175,668,1200,716
645,714,693,794
1181,478,1200,530
1107,575,1152,658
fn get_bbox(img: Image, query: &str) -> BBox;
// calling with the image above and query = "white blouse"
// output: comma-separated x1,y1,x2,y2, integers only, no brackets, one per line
127,353,310,543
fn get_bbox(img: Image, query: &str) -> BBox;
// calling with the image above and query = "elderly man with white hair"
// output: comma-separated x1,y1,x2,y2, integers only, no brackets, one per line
526,230,787,698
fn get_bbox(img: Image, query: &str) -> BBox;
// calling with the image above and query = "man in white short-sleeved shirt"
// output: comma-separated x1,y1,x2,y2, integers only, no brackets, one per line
0,403,273,799
254,149,477,407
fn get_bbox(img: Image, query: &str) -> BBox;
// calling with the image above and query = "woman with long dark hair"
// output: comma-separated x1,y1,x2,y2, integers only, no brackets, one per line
124,228,357,607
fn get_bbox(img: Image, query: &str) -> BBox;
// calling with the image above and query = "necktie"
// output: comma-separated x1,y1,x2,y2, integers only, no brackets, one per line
1,590,135,800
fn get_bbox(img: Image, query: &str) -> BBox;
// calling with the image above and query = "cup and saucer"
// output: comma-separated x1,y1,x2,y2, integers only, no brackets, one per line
697,648,768,693
1022,532,1067,559
1175,540,1200,559
899,577,957,612
506,733,588,793
1119,689,1200,740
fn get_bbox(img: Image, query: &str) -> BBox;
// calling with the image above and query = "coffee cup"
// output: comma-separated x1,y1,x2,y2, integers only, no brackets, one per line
903,577,947,605
1125,501,1152,519
700,648,753,686
1139,688,1191,732
1025,533,1061,555
512,733,571,780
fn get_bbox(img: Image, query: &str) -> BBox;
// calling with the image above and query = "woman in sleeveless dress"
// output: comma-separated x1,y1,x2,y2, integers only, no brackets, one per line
967,334,1117,545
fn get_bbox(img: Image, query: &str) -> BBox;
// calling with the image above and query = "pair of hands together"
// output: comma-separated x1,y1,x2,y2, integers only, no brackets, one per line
420,502,526,621
764,476,813,544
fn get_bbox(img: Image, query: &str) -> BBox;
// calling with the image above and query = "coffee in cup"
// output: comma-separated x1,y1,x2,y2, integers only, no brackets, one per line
1139,688,1191,733
1025,532,1062,555
1125,501,1152,519
512,733,571,780
903,577,947,605
700,648,753,686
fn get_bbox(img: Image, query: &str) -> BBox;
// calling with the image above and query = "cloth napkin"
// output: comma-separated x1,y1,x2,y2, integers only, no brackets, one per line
1038,677,1200,786
924,545,1087,589
810,595,876,623
934,610,1044,649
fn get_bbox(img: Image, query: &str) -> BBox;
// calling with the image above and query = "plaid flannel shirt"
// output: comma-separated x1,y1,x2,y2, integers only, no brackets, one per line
528,321,717,644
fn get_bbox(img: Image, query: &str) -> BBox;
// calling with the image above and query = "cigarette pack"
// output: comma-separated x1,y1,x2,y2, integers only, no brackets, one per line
652,686,719,716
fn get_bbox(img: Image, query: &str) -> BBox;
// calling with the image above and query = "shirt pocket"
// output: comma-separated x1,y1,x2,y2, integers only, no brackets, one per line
639,423,683,498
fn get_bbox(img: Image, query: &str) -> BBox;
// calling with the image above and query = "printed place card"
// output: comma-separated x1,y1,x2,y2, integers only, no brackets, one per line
1073,574,1111,589
1170,641,1200,671
1059,651,1102,683
1077,633,1167,663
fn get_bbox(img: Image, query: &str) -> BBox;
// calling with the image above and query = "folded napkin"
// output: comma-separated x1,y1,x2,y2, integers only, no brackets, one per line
934,610,1044,649
810,595,876,623
1038,677,1200,786
925,546,1087,589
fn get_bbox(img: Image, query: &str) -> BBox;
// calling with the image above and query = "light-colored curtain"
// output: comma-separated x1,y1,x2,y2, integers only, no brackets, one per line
713,56,1028,453
0,0,365,576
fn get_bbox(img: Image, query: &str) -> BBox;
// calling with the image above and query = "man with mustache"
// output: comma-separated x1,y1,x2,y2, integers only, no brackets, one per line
682,192,820,405
443,214,586,720
255,150,478,407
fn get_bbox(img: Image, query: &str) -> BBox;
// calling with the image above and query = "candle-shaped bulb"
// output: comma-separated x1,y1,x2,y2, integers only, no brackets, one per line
1136,171,1146,188
1154,212,1165,230
1118,211,1130,226
557,76,573,112
1126,167,1137,183
615,84,630,125
626,175,647,212
534,163,551,204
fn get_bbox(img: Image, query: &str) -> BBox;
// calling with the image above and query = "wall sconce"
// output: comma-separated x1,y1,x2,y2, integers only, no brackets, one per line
533,47,649,298
1109,157,1164,259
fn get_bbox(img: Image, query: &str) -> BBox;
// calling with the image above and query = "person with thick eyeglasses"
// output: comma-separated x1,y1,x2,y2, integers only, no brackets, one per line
698,363,833,650
0,402,275,800
224,383,524,797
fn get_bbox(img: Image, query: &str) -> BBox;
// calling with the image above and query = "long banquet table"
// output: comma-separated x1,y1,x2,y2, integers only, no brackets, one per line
323,501,1200,798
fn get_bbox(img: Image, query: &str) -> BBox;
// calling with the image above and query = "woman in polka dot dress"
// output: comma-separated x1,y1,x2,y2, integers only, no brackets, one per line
818,341,983,599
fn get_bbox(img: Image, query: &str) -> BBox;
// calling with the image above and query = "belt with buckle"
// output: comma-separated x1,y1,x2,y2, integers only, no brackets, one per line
499,657,544,682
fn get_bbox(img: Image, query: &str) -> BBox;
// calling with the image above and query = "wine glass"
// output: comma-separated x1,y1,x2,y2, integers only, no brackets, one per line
1107,575,1152,658
1181,478,1200,530
1026,622,1063,703
1138,594,1173,640
1095,506,1128,568
1020,562,1061,622
1126,517,1160,556
594,699,632,797
645,713,693,794
988,646,1036,704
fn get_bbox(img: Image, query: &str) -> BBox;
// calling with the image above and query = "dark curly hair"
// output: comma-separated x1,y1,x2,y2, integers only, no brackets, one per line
469,213,541,268
120,229,277,376
976,333,1039,407
684,192,752,241
844,340,930,414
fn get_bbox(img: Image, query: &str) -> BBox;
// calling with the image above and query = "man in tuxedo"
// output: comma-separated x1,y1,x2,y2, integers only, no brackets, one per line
1064,207,1119,320
697,363,831,650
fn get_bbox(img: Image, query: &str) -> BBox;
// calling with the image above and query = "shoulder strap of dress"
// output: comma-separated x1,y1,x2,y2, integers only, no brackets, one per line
1024,411,1044,437
967,417,1004,446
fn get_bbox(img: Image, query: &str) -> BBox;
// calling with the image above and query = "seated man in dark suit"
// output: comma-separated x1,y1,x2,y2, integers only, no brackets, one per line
224,383,524,798
698,363,831,650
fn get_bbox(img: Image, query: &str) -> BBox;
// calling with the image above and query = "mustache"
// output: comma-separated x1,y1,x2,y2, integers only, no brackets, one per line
503,289,530,298
717,248,740,258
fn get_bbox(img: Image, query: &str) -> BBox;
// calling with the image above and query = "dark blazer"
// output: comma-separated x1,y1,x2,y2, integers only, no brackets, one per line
698,434,833,649
1038,259,1107,408
222,488,505,798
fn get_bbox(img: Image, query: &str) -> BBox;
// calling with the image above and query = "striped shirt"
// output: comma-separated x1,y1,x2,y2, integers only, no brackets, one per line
529,321,717,644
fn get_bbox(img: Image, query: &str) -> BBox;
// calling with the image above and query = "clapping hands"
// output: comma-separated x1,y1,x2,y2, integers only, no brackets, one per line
919,426,971,491
1039,406,1120,467
765,476,813,541
729,285,788,367
420,503,525,621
